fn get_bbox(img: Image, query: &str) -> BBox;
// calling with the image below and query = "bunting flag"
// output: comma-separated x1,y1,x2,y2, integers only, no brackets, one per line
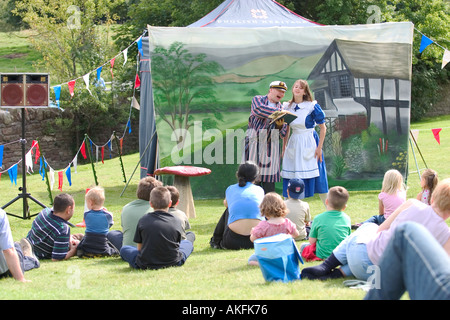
419,34,433,53
39,157,45,180
0,145,3,168
110,57,115,78
97,66,102,81
432,128,442,144
442,49,450,69
101,146,105,164
73,154,78,173
134,74,141,89
132,96,140,110
8,164,17,185
108,140,112,158
32,140,40,164
80,140,87,159
127,119,131,134
68,80,76,97
53,85,61,108
120,137,123,153
58,171,64,191
123,48,128,66
137,36,143,56
83,73,92,95
410,129,419,142
49,168,55,190
25,150,33,173
65,166,72,186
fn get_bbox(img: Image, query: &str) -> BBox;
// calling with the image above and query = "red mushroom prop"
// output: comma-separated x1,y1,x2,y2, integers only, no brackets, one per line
154,166,211,218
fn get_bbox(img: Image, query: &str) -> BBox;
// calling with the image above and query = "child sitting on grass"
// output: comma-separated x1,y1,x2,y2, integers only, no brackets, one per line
416,168,438,205
76,186,119,258
120,186,195,270
300,186,351,261
248,192,299,265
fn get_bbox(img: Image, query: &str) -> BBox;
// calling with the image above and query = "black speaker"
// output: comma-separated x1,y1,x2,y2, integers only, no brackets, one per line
1,73,49,107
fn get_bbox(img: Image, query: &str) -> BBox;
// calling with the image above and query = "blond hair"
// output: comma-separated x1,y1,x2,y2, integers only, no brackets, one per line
431,178,450,212
85,186,105,207
259,192,288,218
381,169,405,195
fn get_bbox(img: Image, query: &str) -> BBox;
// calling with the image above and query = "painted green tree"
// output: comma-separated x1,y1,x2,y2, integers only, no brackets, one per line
151,41,224,147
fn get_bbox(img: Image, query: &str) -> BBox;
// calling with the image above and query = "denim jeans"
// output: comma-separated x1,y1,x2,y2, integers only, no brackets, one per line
120,240,194,269
365,221,450,300
333,223,377,280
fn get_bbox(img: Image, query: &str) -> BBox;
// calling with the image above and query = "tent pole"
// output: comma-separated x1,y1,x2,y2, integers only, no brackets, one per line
120,130,157,197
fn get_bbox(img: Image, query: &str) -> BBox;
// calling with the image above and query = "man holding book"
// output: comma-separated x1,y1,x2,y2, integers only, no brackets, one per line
244,81,289,193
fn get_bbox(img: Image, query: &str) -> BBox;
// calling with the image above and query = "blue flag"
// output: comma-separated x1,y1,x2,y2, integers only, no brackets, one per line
420,35,433,53
53,85,61,108
137,36,143,56
0,145,3,168
65,166,72,186
8,164,17,185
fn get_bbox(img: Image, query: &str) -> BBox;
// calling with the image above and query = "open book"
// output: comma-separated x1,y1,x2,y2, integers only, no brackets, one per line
268,110,297,125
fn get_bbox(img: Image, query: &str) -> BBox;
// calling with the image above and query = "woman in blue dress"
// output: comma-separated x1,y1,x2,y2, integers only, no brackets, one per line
281,79,328,205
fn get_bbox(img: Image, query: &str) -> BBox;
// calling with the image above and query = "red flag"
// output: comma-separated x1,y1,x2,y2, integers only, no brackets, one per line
120,137,123,153
58,171,63,191
101,146,105,164
134,74,140,89
80,141,87,159
32,140,40,164
432,128,442,145
110,58,115,79
68,80,76,97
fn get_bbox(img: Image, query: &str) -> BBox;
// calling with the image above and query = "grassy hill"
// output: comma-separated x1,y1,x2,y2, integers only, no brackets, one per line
0,30,43,73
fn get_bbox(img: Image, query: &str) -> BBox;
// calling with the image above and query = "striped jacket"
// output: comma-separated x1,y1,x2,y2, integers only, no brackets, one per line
244,95,288,183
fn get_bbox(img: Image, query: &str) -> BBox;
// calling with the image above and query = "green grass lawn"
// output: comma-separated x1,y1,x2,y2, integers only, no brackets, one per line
0,30,43,73
1,115,449,300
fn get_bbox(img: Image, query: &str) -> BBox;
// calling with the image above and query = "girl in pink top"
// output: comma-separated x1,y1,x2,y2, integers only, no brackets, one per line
360,169,406,226
416,168,438,205
248,193,299,265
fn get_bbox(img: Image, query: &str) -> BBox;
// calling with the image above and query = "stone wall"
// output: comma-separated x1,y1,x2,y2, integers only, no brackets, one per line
0,108,139,174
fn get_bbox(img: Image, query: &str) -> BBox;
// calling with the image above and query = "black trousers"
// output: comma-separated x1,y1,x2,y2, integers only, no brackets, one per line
210,209,254,250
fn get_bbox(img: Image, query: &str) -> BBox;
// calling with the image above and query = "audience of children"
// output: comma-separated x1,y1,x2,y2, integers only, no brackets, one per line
119,186,195,270
7,163,449,303
248,192,299,265
300,186,351,261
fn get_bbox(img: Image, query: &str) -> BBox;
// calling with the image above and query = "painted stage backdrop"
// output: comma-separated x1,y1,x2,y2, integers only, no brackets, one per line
147,22,413,198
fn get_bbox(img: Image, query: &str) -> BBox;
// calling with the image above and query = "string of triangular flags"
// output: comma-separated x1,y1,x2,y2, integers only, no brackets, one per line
0,123,131,191
50,29,146,108
410,127,449,145
416,28,450,69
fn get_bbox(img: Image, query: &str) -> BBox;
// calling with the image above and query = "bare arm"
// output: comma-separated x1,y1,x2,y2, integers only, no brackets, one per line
3,247,29,282
315,123,326,162
377,199,418,233
378,199,384,215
